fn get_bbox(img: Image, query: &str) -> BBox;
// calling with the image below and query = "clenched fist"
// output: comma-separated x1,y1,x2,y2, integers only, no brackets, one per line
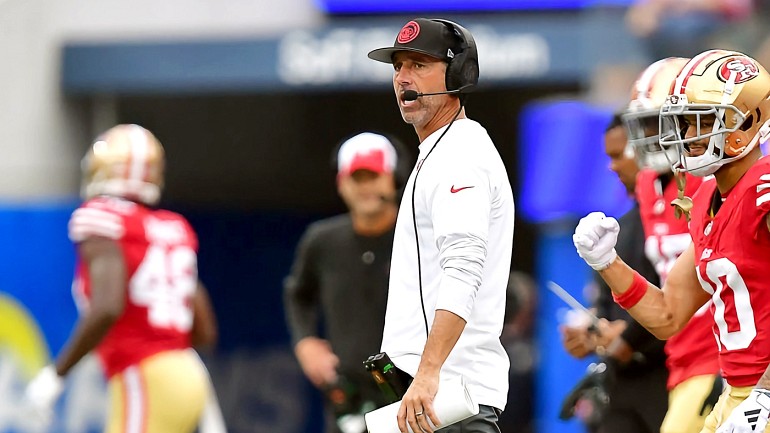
573,212,620,271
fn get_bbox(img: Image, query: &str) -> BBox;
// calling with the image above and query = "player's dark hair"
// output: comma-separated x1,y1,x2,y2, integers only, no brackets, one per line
605,112,625,133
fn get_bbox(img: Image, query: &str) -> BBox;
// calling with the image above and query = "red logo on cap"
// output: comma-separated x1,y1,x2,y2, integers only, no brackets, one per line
718,57,759,84
397,21,420,44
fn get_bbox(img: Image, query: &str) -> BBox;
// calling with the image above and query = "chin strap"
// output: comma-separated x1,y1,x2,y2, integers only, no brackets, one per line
670,170,694,221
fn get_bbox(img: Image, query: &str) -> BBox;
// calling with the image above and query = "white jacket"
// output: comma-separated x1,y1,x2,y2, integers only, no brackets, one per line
381,119,515,410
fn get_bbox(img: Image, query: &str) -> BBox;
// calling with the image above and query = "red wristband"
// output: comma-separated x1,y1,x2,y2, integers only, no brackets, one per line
612,271,648,310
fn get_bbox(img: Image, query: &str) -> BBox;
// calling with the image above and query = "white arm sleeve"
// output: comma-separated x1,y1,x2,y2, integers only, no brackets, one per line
428,163,490,321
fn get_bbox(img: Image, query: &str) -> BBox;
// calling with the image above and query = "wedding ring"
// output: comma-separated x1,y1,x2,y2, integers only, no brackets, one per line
415,411,424,416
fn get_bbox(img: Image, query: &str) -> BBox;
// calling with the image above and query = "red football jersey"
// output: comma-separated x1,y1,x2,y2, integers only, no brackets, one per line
689,157,770,387
69,196,199,378
636,169,719,389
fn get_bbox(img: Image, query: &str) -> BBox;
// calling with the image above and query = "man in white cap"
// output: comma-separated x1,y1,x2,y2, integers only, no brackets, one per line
284,132,405,433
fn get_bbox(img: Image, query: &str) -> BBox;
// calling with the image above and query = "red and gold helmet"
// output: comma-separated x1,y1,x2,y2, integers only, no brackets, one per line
659,50,770,176
623,57,689,173
81,124,165,205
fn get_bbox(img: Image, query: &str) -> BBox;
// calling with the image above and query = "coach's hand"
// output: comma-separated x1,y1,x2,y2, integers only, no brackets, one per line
398,372,441,433
717,389,770,433
573,212,620,271
23,365,64,429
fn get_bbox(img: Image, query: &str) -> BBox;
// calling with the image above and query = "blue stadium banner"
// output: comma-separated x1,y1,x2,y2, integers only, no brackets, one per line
0,202,107,433
518,100,634,223
62,12,645,95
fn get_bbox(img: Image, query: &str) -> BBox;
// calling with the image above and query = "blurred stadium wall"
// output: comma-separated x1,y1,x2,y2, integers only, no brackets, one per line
0,0,323,200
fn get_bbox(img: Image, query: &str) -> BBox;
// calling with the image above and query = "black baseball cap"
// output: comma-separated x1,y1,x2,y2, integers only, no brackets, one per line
368,18,458,64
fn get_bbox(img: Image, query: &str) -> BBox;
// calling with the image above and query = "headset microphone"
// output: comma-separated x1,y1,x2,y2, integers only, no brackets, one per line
402,84,475,102
403,89,460,101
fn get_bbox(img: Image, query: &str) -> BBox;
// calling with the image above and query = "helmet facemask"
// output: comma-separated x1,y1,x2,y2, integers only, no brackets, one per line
623,107,679,174
659,101,747,177
623,57,691,174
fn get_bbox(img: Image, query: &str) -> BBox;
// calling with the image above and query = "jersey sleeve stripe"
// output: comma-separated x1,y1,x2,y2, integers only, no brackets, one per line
72,211,123,225
74,207,123,222
757,192,770,208
69,207,125,241
69,221,125,242
70,215,124,233
756,174,770,209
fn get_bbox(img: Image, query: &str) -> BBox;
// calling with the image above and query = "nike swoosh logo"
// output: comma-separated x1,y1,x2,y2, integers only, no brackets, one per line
450,185,475,193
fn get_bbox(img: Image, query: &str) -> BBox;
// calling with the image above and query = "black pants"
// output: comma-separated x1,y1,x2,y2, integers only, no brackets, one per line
596,365,668,433
437,405,502,433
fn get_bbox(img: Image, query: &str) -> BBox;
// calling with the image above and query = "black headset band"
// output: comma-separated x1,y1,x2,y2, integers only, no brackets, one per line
429,19,479,92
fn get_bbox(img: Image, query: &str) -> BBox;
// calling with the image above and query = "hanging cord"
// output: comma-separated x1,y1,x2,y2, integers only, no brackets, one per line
412,102,465,338
670,170,694,221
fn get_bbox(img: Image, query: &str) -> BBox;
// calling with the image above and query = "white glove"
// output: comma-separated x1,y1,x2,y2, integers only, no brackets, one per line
717,389,770,433
573,212,620,271
23,365,65,429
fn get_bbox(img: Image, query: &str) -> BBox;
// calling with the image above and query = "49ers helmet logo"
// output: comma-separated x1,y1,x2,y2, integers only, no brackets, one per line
718,57,760,84
397,21,420,44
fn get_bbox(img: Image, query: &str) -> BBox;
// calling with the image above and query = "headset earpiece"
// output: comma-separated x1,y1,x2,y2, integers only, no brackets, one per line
431,19,479,92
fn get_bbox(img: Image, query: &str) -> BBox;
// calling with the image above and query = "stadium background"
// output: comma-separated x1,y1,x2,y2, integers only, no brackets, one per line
0,1,768,432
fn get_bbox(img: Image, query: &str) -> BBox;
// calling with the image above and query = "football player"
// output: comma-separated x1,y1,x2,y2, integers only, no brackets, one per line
560,114,669,433
23,124,220,433
574,50,770,433
623,56,721,433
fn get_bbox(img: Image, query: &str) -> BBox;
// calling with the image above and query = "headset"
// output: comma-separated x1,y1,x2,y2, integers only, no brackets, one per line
403,20,479,103
433,19,479,94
